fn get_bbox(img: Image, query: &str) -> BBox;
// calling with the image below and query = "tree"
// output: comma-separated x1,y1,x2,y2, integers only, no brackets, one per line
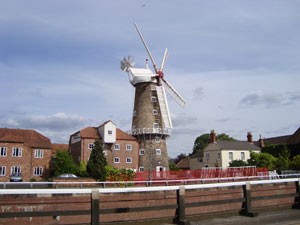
275,146,290,172
192,133,236,155
247,152,277,170
87,140,107,181
229,160,248,167
174,153,187,164
51,150,78,177
290,155,300,170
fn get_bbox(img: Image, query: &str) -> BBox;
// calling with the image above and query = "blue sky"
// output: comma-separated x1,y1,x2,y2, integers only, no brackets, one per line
1,1,300,157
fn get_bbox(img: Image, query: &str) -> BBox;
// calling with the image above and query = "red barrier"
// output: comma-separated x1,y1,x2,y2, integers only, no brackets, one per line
134,167,269,181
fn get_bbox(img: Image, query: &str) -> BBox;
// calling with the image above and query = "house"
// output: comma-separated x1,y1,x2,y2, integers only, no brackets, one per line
190,130,261,169
69,120,139,171
176,158,190,170
257,125,300,157
0,128,52,181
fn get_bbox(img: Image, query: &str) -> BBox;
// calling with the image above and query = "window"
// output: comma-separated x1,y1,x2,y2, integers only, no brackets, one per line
153,109,158,115
229,152,233,161
241,152,245,161
217,152,221,160
151,96,157,102
11,166,21,174
151,85,156,91
153,123,159,129
34,149,44,158
33,167,43,176
205,152,210,161
0,147,7,157
114,144,120,150
126,144,132,151
139,167,144,172
88,143,94,150
126,157,132,163
155,137,160,143
156,149,161,155
108,130,113,135
12,147,22,157
139,149,145,155
114,157,120,163
0,166,6,176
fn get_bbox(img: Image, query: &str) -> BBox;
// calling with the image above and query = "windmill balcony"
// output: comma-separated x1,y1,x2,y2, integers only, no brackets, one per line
128,128,171,136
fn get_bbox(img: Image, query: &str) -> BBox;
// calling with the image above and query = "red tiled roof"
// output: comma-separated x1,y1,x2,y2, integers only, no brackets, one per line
52,143,69,151
0,128,52,149
116,128,137,141
80,127,98,138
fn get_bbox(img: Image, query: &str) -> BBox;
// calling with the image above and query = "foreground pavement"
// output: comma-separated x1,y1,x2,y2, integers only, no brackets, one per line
159,208,300,225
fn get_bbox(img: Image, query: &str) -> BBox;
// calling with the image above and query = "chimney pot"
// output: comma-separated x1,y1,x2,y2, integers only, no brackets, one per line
210,130,216,143
247,132,253,143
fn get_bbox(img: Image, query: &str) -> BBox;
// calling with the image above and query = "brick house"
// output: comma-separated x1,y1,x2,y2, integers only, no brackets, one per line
190,130,261,169
69,121,139,171
0,128,52,182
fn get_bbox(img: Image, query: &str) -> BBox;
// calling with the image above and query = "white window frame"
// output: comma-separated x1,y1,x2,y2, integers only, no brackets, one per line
153,123,159,129
126,144,132,151
11,166,21,175
34,149,44,158
139,167,144,172
229,152,233,162
33,167,43,176
153,109,158,115
88,143,94,150
0,166,6,176
156,149,161,155
151,96,157,102
241,152,245,161
114,157,120,164
205,152,210,161
12,147,22,157
114,144,120,151
126,157,132,164
0,147,7,157
139,149,145,155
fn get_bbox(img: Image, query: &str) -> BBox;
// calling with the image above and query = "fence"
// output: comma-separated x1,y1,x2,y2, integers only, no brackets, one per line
0,177,300,225
133,166,268,181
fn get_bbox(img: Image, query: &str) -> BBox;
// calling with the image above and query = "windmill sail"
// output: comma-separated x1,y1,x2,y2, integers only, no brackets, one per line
162,79,186,108
156,86,173,129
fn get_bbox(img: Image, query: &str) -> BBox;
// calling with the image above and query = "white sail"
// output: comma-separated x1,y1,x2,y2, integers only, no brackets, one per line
156,86,173,129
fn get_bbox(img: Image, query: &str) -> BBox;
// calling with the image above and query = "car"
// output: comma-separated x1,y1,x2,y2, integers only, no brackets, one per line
10,172,23,182
57,173,78,178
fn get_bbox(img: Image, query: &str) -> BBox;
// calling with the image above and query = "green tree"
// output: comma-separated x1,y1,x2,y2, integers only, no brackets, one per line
78,161,89,177
87,140,107,181
275,146,290,172
229,160,249,167
51,150,78,177
192,133,236,155
247,152,277,170
290,155,300,170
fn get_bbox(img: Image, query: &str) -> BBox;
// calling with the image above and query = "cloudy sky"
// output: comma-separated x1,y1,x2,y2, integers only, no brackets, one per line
1,1,300,157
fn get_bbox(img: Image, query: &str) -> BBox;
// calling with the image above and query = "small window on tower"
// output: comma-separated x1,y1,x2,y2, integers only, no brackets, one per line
153,109,158,115
155,137,160,143
139,149,145,155
156,149,161,155
151,96,157,102
151,85,156,91
153,123,159,129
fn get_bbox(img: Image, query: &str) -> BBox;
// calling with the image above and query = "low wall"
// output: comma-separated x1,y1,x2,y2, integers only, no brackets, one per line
0,178,299,225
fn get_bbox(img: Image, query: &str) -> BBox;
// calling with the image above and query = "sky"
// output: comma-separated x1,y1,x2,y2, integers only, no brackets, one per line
0,0,300,158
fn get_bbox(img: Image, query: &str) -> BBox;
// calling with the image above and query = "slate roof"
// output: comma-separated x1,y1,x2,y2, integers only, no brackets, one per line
287,126,300,145
262,135,292,146
0,128,52,149
206,141,261,151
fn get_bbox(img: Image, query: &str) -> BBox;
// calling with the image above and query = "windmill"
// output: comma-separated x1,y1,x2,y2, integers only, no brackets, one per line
121,23,185,174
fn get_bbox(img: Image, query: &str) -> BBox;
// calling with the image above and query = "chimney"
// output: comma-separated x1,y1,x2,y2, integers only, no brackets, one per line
247,132,253,143
210,130,216,143
259,134,265,148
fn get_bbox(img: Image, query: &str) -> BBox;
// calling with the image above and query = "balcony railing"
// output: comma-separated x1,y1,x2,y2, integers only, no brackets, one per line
128,127,171,136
